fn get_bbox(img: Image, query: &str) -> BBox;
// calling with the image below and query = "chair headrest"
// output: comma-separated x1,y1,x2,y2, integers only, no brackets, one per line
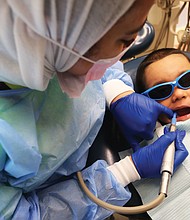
123,55,146,84
121,21,155,60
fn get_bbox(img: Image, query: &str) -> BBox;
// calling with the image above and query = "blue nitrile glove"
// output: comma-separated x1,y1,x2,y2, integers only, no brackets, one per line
110,93,173,151
132,129,188,178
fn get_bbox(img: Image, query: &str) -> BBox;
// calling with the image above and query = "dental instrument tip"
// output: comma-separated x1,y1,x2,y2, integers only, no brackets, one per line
171,112,177,125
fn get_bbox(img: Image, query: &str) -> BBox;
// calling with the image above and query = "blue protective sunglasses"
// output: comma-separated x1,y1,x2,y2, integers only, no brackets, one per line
142,70,190,100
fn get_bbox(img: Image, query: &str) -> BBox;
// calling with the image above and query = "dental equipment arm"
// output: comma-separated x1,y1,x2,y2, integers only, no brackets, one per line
77,123,188,214
160,113,177,196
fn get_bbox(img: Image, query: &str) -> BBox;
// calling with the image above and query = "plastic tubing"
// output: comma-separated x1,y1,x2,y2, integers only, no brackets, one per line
76,113,177,214
77,171,165,214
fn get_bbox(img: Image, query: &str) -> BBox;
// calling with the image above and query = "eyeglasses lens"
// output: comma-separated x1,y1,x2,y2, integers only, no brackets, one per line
179,71,190,88
148,84,173,100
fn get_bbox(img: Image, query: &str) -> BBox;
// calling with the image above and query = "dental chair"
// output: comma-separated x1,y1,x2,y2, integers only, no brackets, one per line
121,21,155,61
86,22,155,220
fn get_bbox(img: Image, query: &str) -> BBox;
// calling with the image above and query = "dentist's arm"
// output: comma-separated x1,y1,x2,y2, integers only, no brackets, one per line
110,93,173,151
102,61,173,152
107,129,188,186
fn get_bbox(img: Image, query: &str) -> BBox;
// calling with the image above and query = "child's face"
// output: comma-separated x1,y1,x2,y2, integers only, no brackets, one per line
144,54,190,124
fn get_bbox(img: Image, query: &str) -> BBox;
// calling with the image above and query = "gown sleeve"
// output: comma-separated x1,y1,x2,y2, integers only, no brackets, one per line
101,61,134,107
0,79,132,220
10,161,131,220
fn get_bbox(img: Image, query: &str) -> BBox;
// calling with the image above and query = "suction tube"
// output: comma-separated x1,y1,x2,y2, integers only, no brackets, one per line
77,113,177,214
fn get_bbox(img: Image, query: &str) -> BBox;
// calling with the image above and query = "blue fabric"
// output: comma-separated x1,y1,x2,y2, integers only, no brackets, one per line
38,161,130,220
0,185,22,220
0,77,131,220
101,61,134,89
12,192,40,220
0,88,42,184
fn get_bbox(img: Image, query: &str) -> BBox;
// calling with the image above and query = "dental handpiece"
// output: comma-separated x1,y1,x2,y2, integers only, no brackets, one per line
159,112,177,196
77,115,179,214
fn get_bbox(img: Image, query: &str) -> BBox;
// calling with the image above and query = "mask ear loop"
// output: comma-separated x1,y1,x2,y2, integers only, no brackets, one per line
27,20,138,66
26,23,95,64
41,35,96,63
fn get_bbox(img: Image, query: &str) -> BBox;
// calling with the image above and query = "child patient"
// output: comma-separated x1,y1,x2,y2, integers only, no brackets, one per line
134,48,190,220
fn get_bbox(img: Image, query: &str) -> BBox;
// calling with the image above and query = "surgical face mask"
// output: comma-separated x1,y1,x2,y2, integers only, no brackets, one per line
84,44,135,83
57,41,135,98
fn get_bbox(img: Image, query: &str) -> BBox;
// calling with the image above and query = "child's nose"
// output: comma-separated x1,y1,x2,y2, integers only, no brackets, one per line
171,86,188,102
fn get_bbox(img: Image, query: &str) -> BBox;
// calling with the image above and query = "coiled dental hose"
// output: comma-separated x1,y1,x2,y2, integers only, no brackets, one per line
77,113,177,215
77,171,165,214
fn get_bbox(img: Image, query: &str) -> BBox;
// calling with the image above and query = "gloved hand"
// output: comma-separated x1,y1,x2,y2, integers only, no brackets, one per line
132,129,188,178
110,93,173,151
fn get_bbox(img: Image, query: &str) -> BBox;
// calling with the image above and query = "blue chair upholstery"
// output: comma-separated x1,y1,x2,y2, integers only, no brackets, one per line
121,21,155,60
124,54,146,85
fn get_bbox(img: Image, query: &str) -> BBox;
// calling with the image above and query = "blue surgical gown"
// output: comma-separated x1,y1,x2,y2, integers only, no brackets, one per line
0,67,133,220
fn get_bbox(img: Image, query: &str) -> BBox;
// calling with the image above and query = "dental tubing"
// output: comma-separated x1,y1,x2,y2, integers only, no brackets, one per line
77,113,177,214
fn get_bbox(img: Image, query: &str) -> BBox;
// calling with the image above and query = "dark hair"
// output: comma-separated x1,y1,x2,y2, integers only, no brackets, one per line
135,48,190,93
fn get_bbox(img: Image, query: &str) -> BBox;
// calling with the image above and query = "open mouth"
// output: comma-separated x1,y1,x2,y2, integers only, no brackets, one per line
175,107,190,120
